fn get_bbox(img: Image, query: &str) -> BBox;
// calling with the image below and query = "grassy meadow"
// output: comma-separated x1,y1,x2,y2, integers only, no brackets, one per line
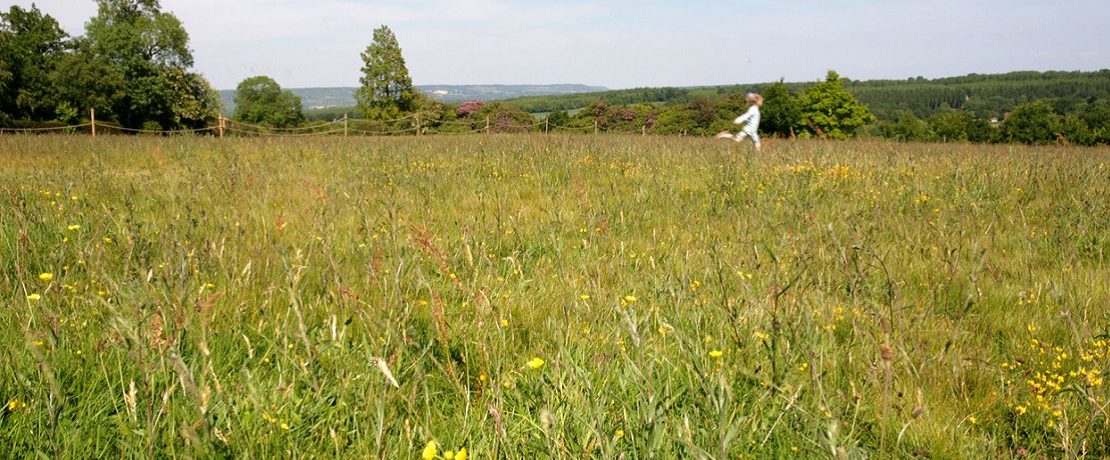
1,134,1108,458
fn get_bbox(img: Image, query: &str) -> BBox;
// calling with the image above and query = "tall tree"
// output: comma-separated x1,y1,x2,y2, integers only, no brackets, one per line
760,79,802,137
798,71,875,140
233,75,305,128
1002,101,1061,144
79,0,218,129
356,25,415,120
0,5,68,121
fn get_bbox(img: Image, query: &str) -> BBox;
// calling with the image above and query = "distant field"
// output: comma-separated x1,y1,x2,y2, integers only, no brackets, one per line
1,135,1108,457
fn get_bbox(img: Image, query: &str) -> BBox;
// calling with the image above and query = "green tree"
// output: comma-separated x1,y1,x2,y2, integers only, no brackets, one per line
0,5,68,120
928,110,974,142
232,76,305,128
1058,114,1094,146
543,110,570,130
653,106,697,135
886,111,934,142
80,0,218,129
760,79,802,137
1001,101,1061,144
798,71,875,139
356,25,415,121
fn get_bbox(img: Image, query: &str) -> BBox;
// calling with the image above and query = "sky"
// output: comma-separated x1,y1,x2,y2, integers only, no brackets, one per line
12,0,1110,90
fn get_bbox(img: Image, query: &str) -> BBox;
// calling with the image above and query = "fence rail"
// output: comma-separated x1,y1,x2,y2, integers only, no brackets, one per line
1,109,668,138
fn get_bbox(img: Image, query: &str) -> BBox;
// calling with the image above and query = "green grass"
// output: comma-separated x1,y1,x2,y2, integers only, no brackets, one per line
1,134,1108,458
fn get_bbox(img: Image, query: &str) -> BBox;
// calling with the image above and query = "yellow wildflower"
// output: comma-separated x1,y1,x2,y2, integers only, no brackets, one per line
623,295,637,303
26,294,41,301
456,448,467,460
67,224,80,231
39,273,54,281
422,440,438,460
526,357,545,369
709,350,724,358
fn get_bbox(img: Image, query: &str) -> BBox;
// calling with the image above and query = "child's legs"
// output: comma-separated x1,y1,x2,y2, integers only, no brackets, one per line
738,126,760,149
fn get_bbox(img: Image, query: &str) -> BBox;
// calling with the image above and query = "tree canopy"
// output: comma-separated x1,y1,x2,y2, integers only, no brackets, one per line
797,71,875,140
0,5,68,121
356,25,415,121
233,76,305,128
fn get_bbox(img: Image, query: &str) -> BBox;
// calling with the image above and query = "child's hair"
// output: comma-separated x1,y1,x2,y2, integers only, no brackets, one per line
746,92,764,107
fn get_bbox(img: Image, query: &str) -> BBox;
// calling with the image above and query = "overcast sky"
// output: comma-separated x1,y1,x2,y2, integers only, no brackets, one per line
13,0,1109,90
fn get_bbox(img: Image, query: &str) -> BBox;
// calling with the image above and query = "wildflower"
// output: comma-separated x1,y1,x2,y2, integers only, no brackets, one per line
456,448,467,460
103,236,113,244
1015,405,1027,415
67,224,80,231
26,294,41,301
623,295,637,303
526,357,545,369
580,294,590,301
968,416,978,425
7,399,26,410
444,451,455,460
709,350,724,358
280,423,290,430
422,440,438,460
614,429,625,439
39,273,54,281
500,319,509,328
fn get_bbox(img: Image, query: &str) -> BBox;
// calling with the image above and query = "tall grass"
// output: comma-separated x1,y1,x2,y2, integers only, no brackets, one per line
1,134,1108,457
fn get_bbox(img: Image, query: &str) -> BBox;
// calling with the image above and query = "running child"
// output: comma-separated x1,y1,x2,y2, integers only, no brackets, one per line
716,92,763,151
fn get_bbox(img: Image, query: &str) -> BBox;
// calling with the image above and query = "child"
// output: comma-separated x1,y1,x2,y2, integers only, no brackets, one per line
716,92,763,151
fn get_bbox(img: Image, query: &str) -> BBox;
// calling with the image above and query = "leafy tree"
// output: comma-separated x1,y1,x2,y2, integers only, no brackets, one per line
543,110,570,130
0,5,68,120
885,111,934,142
964,117,997,144
1083,100,1110,143
653,106,697,135
232,76,304,128
79,0,218,129
798,71,875,139
1001,101,1061,144
165,67,220,129
356,25,415,121
928,110,974,142
760,79,802,137
1058,114,1094,146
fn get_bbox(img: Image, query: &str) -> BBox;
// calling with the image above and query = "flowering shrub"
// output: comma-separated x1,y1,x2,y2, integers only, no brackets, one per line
456,100,484,118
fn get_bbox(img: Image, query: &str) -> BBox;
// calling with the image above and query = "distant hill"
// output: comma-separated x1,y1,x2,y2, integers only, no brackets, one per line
218,84,607,113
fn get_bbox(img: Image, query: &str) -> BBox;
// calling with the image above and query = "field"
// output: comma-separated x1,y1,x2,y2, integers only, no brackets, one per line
1,134,1108,458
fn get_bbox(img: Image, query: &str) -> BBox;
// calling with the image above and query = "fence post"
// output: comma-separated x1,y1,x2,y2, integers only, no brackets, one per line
90,108,96,137
343,114,348,137
416,113,421,136
485,116,490,134
594,120,598,135
642,125,646,136
218,116,225,138
545,118,549,134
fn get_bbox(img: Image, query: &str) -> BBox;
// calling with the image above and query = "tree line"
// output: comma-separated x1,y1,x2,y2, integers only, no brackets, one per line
0,1,219,131
3,3,1108,145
